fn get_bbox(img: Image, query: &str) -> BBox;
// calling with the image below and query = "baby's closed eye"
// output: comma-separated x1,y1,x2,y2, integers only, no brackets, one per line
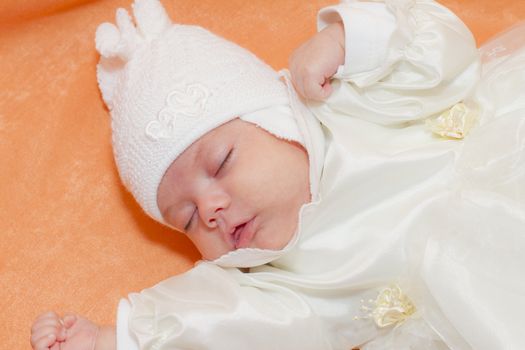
215,147,234,176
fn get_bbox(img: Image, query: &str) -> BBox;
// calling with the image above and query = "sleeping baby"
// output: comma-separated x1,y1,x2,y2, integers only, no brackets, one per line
30,0,525,349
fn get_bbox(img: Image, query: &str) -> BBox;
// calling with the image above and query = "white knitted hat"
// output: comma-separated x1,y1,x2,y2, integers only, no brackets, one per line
95,0,296,223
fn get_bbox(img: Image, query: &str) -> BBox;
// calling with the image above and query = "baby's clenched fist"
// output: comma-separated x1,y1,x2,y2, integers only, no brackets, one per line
30,311,98,350
289,22,345,101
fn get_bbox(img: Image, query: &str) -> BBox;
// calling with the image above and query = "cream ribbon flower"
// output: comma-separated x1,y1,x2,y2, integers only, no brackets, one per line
355,284,416,328
426,102,478,139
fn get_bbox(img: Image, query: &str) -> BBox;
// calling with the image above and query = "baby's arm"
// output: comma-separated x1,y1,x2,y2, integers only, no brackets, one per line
292,1,479,125
289,2,395,102
30,311,115,350
289,21,345,101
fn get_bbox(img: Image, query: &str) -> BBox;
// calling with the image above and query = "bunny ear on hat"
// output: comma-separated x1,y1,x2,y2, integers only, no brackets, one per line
95,0,172,109
132,0,172,39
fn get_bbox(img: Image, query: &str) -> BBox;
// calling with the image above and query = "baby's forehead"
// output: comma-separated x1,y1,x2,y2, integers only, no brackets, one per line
188,118,255,150
167,120,237,170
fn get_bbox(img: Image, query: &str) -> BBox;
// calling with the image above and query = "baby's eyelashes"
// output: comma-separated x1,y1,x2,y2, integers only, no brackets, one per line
215,148,234,177
184,209,197,232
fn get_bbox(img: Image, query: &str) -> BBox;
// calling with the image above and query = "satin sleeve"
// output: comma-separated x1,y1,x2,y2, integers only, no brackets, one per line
122,262,331,350
314,0,481,125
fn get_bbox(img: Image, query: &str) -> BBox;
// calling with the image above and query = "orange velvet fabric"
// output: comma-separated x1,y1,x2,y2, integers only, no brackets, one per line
1,1,524,348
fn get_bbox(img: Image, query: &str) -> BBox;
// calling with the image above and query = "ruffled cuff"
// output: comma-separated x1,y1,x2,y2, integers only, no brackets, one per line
318,2,396,78
116,298,140,350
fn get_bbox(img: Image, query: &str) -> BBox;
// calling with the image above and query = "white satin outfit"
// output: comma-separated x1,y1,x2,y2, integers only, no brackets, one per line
116,1,525,349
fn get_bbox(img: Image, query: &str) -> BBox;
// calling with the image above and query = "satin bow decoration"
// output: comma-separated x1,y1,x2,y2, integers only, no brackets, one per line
355,284,416,328
427,102,479,139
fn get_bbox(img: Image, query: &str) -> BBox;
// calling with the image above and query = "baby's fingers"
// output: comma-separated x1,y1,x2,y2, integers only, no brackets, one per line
31,331,56,350
31,312,67,348
31,312,59,332
303,74,332,101
62,313,77,328
290,67,319,100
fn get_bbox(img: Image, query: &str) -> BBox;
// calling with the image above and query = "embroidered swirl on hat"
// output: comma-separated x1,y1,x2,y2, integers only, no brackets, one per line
145,83,211,140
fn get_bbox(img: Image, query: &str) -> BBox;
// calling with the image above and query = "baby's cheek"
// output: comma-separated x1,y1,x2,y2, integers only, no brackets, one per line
192,229,231,260
263,209,298,250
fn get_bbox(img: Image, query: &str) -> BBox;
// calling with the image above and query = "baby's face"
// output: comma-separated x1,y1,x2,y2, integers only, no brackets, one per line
157,118,310,261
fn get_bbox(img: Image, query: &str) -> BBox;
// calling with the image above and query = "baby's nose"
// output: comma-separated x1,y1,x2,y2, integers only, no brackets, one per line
205,208,221,228
197,188,231,230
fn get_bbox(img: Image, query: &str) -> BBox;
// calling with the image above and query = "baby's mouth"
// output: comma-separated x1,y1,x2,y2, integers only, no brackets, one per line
230,217,256,249
232,223,247,248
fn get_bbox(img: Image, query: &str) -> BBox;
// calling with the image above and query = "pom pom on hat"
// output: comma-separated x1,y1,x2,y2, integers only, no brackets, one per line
95,0,293,224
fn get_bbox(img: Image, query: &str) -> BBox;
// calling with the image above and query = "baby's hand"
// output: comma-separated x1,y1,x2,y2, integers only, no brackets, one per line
289,22,345,101
30,311,99,350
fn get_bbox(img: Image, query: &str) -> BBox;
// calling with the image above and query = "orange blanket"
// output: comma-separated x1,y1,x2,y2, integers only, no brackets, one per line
1,1,524,348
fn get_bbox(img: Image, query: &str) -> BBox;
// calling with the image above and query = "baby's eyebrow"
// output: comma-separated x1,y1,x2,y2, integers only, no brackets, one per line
164,206,192,235
161,204,176,225
191,141,206,168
